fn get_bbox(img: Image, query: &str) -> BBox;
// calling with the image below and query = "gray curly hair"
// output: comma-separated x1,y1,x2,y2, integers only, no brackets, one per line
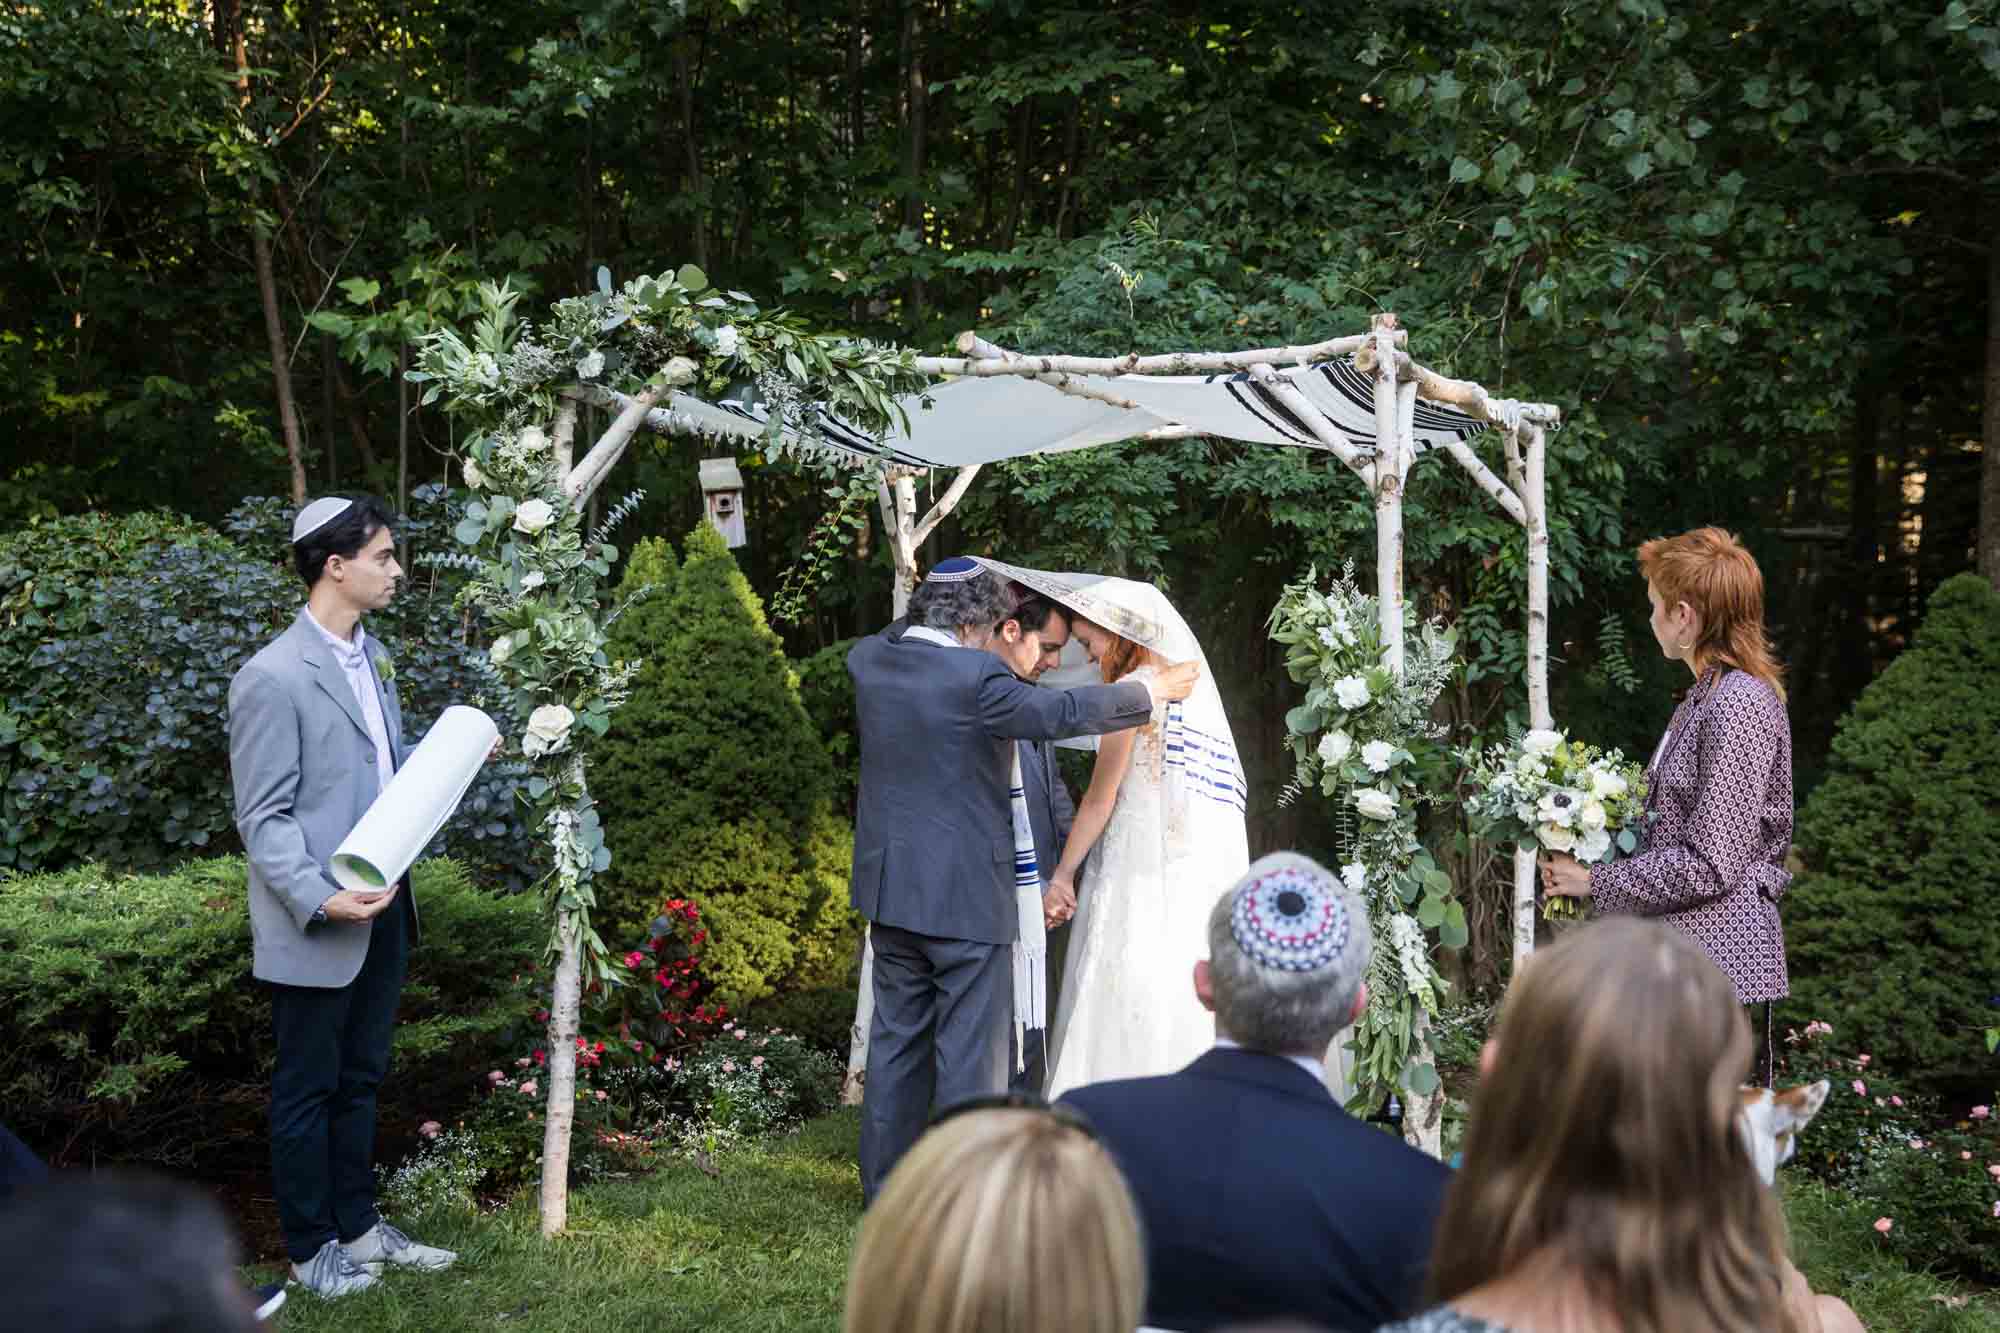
907,568,1016,639
1206,852,1372,1055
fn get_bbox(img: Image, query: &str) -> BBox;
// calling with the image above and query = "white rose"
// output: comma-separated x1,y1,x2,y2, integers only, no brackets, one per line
463,457,486,489
1576,828,1613,862
1317,729,1354,766
1333,675,1371,710
661,355,700,387
576,350,605,379
1591,769,1629,800
714,325,740,358
1354,787,1399,820
1540,821,1577,853
1340,862,1367,895
1522,728,1565,757
1537,789,1583,828
520,570,547,592
513,498,555,535
1362,740,1395,774
1578,799,1608,832
517,425,549,453
522,703,576,758
489,634,514,667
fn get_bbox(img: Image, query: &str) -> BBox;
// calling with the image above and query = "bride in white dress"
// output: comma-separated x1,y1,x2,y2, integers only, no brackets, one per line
972,561,1250,1097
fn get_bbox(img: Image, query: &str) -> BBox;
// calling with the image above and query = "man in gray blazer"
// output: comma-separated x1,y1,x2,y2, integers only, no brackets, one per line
228,495,456,1299
848,558,1199,1202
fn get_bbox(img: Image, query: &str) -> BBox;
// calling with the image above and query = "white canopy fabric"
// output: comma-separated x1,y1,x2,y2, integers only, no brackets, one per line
659,358,1490,468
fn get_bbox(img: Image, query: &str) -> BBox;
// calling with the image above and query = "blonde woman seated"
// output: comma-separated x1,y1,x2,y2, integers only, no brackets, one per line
844,1098,1145,1333
1375,918,1862,1333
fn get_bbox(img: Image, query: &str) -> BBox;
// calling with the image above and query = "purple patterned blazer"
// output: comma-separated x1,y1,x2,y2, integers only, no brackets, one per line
1589,666,1792,1002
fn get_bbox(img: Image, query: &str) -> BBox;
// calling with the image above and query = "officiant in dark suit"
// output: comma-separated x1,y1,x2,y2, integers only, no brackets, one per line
847,559,1199,1204
1060,852,1451,1332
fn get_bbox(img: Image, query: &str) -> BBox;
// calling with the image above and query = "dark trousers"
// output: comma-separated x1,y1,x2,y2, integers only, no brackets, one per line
859,922,1009,1204
268,901,409,1263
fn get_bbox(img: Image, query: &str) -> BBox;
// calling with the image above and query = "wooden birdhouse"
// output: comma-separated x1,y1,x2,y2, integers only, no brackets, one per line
699,458,748,548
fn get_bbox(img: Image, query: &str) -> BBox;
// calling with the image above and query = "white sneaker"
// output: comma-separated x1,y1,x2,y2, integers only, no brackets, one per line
343,1220,458,1272
289,1237,379,1299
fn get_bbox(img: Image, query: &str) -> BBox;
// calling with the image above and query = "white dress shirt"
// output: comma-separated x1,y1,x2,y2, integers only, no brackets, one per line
307,609,396,796
1213,1036,1327,1086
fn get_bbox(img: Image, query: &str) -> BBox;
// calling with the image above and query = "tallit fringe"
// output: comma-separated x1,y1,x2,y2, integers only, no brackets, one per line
1012,881,1046,1072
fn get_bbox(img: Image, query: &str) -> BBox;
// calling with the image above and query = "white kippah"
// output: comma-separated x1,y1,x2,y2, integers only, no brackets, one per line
291,497,355,544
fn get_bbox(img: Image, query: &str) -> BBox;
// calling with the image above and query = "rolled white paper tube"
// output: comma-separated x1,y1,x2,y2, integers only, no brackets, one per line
331,704,500,894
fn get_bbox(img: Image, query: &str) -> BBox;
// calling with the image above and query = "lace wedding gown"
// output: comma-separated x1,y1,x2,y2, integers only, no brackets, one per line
1043,667,1251,1097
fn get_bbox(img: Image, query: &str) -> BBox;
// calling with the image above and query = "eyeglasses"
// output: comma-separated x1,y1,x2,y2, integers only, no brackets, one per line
926,1090,1100,1140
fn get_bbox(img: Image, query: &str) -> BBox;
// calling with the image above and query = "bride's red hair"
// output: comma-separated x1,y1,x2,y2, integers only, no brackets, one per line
1086,619,1149,685
1637,527,1786,702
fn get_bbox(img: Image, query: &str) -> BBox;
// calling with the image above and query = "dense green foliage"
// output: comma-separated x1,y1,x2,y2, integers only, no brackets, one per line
794,637,861,819
0,857,542,1166
1788,574,2000,1083
594,525,856,1004
0,497,539,881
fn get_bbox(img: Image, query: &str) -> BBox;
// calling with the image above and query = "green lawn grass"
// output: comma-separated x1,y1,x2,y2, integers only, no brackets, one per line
1784,1175,2000,1333
260,1109,1998,1332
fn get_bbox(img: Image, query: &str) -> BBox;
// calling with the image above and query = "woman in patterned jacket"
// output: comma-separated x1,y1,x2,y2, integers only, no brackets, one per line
1540,526,1792,1082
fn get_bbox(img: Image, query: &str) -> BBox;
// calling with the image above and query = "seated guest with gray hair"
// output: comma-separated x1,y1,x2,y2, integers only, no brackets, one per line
1059,852,1451,1333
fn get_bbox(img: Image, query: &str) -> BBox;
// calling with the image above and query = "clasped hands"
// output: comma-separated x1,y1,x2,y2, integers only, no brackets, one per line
1042,872,1078,931
1538,850,1592,900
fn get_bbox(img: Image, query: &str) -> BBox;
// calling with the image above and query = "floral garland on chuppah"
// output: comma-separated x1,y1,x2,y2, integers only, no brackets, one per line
1268,563,1463,1110
410,266,925,1232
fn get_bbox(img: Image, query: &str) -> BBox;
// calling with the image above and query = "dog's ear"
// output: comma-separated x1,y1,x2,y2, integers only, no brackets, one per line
1771,1080,1830,1135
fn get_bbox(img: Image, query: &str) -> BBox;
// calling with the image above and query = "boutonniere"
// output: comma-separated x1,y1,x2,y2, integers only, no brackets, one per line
375,654,396,686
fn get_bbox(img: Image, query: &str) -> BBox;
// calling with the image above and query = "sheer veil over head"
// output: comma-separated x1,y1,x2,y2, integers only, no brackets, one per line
972,558,1246,816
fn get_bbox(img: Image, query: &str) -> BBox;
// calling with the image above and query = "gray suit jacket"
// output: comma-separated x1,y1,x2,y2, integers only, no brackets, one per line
229,608,413,989
847,624,1150,946
1018,738,1074,884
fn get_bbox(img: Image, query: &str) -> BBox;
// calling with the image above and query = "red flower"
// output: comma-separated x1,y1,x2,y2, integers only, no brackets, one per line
533,1048,547,1065
624,951,645,968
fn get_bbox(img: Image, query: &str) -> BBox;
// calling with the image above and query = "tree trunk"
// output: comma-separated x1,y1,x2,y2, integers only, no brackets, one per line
899,0,927,325
1840,389,1881,697
226,0,308,505
675,45,709,271
1000,100,1031,253
1982,235,2000,591
1054,95,1083,241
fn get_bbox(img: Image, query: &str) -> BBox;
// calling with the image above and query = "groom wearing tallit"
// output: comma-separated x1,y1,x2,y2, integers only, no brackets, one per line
848,557,1201,1203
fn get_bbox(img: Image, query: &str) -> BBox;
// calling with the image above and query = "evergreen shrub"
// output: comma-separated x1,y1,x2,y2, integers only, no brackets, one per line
593,524,858,1006
0,857,542,1165
1787,573,2000,1084
795,636,860,818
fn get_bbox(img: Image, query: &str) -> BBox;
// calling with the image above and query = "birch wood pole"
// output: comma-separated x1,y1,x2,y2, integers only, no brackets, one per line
910,328,1402,381
842,463,983,1104
1512,423,1554,980
536,776,587,1237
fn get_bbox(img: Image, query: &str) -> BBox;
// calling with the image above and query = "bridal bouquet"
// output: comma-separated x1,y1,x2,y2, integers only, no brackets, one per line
1462,729,1649,919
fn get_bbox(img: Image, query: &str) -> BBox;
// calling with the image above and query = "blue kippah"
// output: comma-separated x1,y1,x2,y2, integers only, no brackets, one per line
924,556,982,583
1230,863,1351,973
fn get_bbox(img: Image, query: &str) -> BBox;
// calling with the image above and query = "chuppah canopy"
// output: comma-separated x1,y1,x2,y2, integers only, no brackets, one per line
596,356,1494,470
